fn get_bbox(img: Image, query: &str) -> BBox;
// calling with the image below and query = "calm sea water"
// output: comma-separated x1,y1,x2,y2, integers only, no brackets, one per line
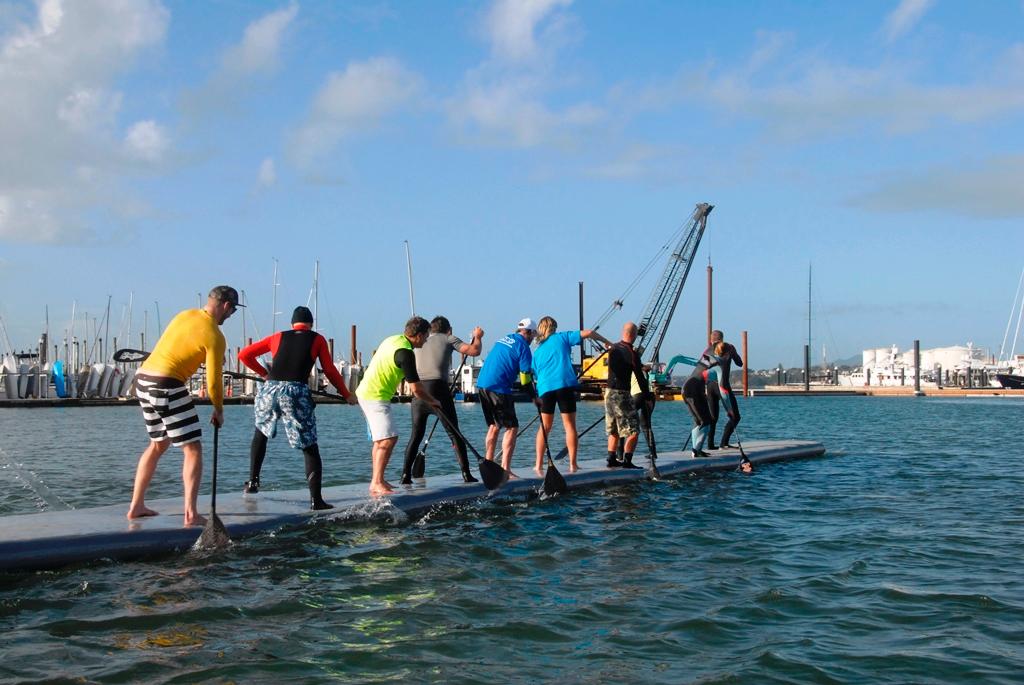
0,397,1022,684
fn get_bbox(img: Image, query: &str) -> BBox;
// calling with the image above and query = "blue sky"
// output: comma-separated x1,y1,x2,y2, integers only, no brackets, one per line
2,0,1023,368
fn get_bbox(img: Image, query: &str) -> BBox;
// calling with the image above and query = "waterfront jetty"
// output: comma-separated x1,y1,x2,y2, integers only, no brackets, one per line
0,439,823,571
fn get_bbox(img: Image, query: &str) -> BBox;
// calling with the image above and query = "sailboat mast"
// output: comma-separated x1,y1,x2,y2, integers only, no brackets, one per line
313,260,320,329
272,258,280,332
807,263,812,366
404,240,416,316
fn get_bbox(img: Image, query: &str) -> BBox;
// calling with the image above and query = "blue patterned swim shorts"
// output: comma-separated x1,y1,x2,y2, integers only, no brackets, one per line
253,380,317,449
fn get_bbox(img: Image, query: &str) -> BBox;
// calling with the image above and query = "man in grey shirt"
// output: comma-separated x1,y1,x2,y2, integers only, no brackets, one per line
401,316,484,484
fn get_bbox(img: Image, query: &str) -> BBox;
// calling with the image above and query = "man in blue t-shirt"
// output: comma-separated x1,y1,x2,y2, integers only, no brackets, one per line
476,317,536,474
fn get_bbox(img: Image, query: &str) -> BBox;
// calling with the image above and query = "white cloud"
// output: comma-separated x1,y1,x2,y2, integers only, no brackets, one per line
615,39,1024,144
124,120,169,162
882,0,934,42
484,0,572,63
257,157,277,187
0,0,169,244
447,0,598,149
289,57,422,166
184,4,299,117
850,155,1024,218
221,3,297,77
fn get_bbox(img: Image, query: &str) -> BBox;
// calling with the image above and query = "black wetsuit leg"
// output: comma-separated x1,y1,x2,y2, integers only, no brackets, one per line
402,395,432,483
683,376,712,454
303,443,331,510
705,381,722,449
720,390,741,446
429,380,475,481
248,430,268,487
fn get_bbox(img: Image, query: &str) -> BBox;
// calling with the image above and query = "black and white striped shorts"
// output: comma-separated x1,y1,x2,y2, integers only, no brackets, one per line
136,373,201,446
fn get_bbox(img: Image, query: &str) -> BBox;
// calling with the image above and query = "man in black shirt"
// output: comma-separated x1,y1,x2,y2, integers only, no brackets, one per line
604,322,654,469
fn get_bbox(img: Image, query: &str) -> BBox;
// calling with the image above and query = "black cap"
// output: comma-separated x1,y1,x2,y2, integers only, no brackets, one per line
208,285,244,307
292,306,313,325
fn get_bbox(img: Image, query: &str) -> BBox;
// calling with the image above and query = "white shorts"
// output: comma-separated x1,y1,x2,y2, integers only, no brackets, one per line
359,399,397,442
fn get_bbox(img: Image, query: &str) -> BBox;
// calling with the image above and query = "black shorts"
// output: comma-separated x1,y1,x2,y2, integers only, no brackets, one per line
540,387,577,415
479,389,518,428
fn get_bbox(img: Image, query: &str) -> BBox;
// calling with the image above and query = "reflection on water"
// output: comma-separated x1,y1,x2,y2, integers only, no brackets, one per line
0,397,1023,683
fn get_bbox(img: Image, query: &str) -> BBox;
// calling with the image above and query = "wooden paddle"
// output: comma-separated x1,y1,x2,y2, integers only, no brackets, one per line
432,411,507,490
193,425,231,549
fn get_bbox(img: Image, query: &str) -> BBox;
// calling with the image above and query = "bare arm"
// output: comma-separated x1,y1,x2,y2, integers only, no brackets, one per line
581,329,612,349
457,326,484,357
408,381,441,409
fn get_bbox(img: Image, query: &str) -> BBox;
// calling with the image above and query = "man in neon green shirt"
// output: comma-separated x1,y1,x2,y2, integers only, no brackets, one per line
356,317,441,497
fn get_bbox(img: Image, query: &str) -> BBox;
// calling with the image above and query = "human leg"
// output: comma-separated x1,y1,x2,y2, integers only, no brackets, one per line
535,411,554,476
370,437,399,496
705,382,721,449
721,392,741,446
435,391,475,482
127,438,170,519
303,443,332,509
402,397,431,484
485,424,499,462
248,382,279,492
246,430,268,493
501,428,518,473
180,440,206,527
560,411,579,471
684,394,711,457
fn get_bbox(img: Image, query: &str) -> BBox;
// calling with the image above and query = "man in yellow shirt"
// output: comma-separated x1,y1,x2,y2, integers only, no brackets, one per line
127,285,240,526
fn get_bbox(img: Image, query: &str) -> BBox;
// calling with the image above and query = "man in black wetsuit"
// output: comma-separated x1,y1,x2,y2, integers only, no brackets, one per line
604,322,654,469
401,316,484,484
702,330,744,449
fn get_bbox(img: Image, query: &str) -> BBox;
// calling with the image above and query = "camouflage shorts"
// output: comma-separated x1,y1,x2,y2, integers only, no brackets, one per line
254,380,317,449
604,389,640,437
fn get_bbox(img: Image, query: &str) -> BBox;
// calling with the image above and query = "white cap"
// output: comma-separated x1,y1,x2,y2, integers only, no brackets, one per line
517,317,537,332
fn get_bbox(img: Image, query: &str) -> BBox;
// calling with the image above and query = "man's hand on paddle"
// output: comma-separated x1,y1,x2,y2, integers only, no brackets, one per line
211,408,224,428
345,395,358,406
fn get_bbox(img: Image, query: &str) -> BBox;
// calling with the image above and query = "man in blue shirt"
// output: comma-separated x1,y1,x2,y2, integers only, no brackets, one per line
477,317,536,475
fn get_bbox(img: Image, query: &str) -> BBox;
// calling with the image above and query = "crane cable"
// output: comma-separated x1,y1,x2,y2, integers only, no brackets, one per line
588,217,693,331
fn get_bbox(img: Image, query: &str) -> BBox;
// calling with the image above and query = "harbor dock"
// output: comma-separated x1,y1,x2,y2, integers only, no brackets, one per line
0,439,823,572
751,385,1024,397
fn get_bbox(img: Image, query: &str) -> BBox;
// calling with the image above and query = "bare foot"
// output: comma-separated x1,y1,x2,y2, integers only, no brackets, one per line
533,467,545,477
127,505,158,520
184,513,207,527
369,483,395,498
506,470,520,480
569,463,580,473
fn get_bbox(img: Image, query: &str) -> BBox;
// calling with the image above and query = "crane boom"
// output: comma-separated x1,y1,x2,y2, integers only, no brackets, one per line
635,202,713,362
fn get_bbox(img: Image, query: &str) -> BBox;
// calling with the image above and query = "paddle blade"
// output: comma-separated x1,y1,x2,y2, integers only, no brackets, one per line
478,459,506,490
193,513,231,551
542,463,567,496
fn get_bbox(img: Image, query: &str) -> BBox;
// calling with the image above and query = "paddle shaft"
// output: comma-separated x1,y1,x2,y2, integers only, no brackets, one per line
432,410,486,463
211,425,219,515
